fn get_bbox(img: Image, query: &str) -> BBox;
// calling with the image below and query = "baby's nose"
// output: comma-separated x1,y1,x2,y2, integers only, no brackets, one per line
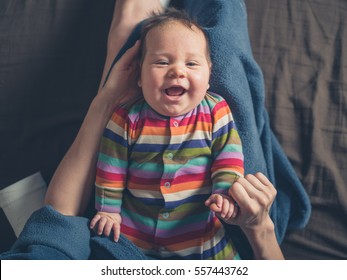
168,65,186,78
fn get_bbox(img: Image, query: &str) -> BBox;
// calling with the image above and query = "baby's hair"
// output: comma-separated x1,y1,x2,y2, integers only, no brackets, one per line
138,8,211,64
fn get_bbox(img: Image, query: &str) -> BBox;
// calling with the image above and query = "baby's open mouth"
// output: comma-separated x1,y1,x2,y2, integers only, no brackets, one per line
164,86,186,96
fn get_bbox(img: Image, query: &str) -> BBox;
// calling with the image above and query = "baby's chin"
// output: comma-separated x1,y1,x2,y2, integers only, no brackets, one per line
153,106,192,118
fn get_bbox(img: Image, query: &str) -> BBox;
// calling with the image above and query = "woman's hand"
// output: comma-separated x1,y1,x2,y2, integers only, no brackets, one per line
227,172,284,259
98,41,142,113
99,0,163,89
227,172,276,231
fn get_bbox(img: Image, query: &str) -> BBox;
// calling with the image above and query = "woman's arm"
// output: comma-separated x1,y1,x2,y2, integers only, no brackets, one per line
228,172,284,260
44,95,113,216
242,215,284,260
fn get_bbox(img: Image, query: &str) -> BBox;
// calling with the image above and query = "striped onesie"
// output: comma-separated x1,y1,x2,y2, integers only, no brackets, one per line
95,92,244,259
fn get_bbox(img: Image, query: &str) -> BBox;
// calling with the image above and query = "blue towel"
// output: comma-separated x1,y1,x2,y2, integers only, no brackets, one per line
0,206,91,260
0,206,148,260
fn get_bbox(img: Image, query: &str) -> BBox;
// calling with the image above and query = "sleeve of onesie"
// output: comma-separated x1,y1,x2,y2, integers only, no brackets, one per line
95,106,130,213
210,97,244,195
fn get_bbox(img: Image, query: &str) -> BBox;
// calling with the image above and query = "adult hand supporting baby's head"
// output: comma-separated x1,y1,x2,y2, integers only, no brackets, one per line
99,41,142,111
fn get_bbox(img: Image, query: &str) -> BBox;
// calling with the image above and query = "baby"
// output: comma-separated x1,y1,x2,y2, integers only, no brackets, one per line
90,8,244,260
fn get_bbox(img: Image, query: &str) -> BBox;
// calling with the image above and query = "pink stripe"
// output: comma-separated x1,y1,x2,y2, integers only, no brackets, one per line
217,151,244,161
97,161,126,174
174,164,208,177
121,216,208,238
95,203,120,213
121,216,154,234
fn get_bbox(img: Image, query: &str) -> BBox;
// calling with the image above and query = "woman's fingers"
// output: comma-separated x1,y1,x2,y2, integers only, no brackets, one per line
115,40,141,71
254,172,277,200
244,173,276,210
230,173,275,211
228,179,252,210
103,41,140,90
226,173,278,229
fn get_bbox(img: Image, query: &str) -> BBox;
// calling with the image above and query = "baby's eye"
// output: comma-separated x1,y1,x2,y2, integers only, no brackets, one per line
186,61,199,67
155,61,169,66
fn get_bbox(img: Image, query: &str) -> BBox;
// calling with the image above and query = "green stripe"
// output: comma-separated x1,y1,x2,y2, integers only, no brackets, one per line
223,144,242,152
95,196,122,207
212,144,242,156
173,147,211,158
129,161,161,172
155,210,210,230
102,138,128,154
98,153,128,168
122,209,156,228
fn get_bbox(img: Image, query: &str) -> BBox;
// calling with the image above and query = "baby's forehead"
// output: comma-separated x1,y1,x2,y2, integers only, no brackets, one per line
153,20,203,34
140,18,212,63
146,21,208,47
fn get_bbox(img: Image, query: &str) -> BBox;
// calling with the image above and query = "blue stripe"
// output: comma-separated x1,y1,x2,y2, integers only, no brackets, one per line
212,121,236,139
131,139,211,154
132,142,168,153
103,128,128,147
203,236,228,259
167,139,212,150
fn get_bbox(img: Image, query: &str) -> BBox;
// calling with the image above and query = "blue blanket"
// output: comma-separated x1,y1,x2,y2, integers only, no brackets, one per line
0,206,148,260
0,0,311,260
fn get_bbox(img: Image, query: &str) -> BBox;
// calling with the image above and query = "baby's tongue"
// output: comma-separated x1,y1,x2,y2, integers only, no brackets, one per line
165,86,184,96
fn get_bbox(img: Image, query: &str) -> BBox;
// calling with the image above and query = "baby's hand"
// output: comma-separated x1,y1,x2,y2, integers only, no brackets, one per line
205,193,239,223
90,212,122,242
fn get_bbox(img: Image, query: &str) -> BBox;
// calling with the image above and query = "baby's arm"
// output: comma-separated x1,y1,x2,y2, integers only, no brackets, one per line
209,96,244,222
90,212,122,242
205,193,239,223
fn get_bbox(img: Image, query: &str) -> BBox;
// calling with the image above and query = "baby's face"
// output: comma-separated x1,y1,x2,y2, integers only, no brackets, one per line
138,21,211,117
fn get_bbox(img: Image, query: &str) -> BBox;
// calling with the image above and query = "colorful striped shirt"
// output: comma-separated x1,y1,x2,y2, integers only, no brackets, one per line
95,92,244,259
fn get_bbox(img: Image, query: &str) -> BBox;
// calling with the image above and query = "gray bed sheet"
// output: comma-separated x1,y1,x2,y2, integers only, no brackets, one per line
246,0,347,259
